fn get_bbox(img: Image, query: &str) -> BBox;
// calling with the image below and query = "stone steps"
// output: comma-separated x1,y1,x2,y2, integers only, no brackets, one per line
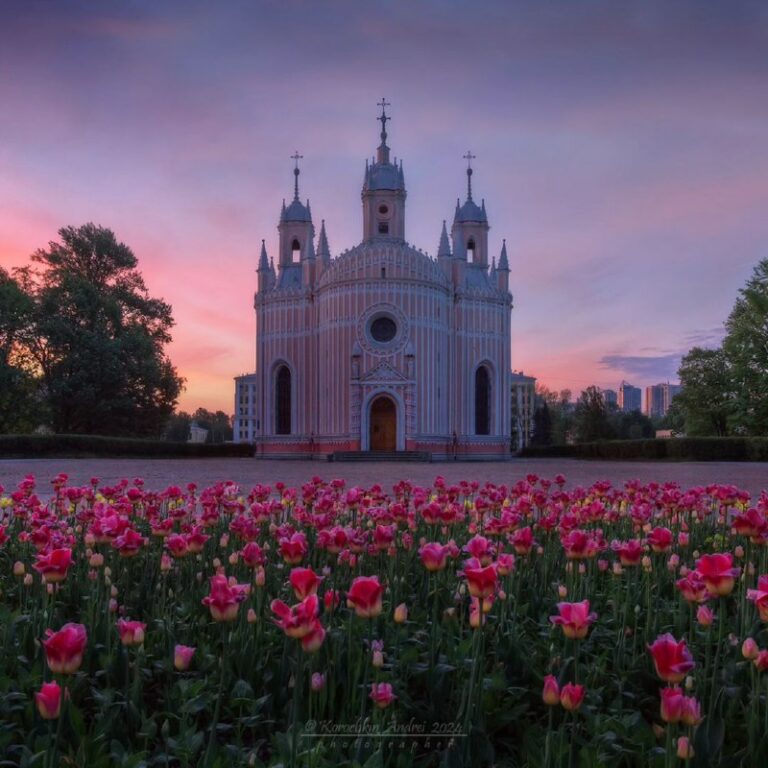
328,450,432,462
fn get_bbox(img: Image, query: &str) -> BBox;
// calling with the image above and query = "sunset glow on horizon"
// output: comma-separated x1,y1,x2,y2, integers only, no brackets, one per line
2,1,767,413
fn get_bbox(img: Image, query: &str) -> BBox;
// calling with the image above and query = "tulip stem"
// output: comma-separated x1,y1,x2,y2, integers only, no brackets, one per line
291,647,304,768
203,626,228,767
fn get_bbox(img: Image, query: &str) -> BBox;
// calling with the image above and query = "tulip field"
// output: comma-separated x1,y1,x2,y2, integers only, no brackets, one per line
2,473,768,766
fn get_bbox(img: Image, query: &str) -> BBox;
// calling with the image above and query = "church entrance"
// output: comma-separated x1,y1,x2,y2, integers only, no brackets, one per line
369,396,397,451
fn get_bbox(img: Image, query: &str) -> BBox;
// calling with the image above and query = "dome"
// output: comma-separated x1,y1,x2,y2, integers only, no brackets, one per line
282,198,312,222
455,198,485,223
365,161,404,192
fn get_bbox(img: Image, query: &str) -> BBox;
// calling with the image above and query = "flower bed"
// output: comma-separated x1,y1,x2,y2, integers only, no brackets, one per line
1,473,768,766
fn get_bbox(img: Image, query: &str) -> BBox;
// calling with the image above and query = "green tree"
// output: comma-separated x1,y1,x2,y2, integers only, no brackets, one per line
611,408,655,440
0,268,41,432
163,411,192,442
22,224,184,436
723,258,768,435
573,386,615,442
675,348,732,436
191,408,233,443
530,400,552,446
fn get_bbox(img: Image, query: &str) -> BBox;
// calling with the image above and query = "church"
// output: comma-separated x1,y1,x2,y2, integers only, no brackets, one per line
233,103,513,459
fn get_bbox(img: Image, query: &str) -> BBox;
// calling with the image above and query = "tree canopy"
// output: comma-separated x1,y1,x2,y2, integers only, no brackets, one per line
3,224,184,437
676,257,768,436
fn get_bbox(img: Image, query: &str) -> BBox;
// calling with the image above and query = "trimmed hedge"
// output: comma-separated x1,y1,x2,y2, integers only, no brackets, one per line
520,437,768,462
0,434,255,458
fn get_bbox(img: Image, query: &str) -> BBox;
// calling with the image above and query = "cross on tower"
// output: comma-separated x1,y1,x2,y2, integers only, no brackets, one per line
463,151,476,199
377,98,391,143
290,151,303,200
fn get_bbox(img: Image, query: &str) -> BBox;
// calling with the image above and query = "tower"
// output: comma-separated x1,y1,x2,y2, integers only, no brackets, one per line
451,151,489,266
278,151,315,270
362,98,406,241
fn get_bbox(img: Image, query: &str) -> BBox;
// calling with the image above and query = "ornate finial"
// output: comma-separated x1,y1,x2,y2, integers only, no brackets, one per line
463,151,476,200
290,150,303,200
377,97,391,146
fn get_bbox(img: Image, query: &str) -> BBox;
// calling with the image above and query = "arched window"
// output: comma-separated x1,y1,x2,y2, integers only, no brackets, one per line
291,239,301,263
475,365,491,435
275,365,291,435
467,237,476,262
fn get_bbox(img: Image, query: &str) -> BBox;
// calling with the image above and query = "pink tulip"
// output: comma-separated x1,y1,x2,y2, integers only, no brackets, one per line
42,623,87,674
559,683,585,711
369,682,396,709
174,644,195,671
550,600,597,640
542,675,560,706
117,619,146,646
35,681,62,720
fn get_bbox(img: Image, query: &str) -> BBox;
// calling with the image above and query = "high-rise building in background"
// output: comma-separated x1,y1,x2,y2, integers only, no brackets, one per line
511,372,536,451
618,381,642,412
645,383,682,419
602,389,617,407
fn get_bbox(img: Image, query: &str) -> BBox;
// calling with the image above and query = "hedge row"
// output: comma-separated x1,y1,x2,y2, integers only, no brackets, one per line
520,437,768,462
0,434,255,458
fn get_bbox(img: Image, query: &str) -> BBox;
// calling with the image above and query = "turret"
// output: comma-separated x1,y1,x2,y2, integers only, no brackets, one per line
451,152,489,266
257,239,274,292
278,152,315,271
317,219,331,273
496,238,510,291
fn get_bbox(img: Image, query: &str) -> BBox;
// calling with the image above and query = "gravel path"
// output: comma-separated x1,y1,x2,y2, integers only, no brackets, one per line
0,457,766,498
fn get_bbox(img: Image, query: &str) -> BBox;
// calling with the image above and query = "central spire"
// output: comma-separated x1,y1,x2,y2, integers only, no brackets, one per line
376,97,391,164
290,150,303,201
463,150,476,201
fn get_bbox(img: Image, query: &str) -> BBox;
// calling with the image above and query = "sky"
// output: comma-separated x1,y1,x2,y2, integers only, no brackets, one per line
2,0,767,412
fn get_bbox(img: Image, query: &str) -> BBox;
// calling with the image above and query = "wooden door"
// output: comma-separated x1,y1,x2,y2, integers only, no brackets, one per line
370,396,396,451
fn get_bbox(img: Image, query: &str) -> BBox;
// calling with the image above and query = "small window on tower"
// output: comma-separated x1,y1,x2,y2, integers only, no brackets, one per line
381,267,386,279
467,238,476,263
291,238,301,263
378,204,389,215
378,222,389,234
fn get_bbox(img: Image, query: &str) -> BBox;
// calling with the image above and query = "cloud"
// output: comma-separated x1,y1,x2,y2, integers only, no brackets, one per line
599,354,681,381
683,327,726,348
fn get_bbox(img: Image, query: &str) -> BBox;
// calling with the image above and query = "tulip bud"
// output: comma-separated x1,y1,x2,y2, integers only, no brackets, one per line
735,545,745,558
46,583,55,596
13,561,25,577
247,608,257,624
174,644,195,671
394,603,408,624
110,585,118,598
228,552,239,566
373,650,384,668
542,675,560,706
212,558,221,569
160,554,172,572
254,567,266,587
219,533,229,548
696,605,714,627
743,637,759,660
84,533,96,547
109,598,118,613
558,585,567,598
677,736,694,760
23,573,33,587
311,672,326,692
578,564,586,575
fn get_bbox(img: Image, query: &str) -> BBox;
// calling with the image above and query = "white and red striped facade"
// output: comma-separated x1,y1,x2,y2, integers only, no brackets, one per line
233,108,513,459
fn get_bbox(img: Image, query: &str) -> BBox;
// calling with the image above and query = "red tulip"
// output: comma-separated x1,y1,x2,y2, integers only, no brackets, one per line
289,567,323,599
695,553,740,596
464,561,498,600
300,620,326,653
660,686,685,723
346,576,385,618
419,542,450,572
648,634,695,683
35,681,62,720
369,682,396,709
647,527,673,553
611,539,643,566
117,619,146,646
271,594,320,638
33,548,73,583
754,650,768,672
174,644,195,671
42,623,87,674
201,574,249,622
542,675,560,706
550,600,597,640
511,527,535,555
561,530,600,560
496,553,516,576
559,682,585,711
676,572,708,604
113,527,147,558
747,575,768,621
165,534,189,558
240,541,265,568
279,533,308,565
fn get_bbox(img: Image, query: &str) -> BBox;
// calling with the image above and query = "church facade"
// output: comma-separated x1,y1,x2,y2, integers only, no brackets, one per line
233,104,513,459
